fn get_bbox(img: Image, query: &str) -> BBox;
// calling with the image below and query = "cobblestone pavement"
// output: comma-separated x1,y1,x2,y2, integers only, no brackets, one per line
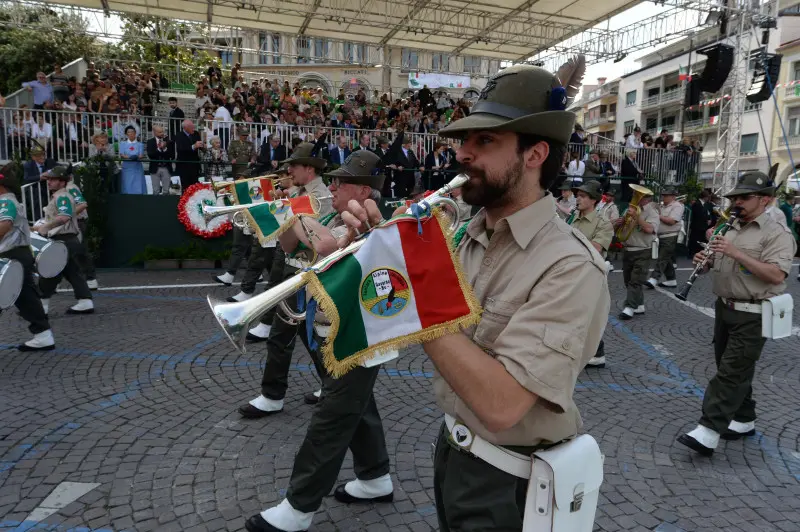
1,260,799,532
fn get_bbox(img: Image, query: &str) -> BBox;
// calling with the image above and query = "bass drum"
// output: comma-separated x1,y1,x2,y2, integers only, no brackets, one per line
30,233,68,278
0,258,24,310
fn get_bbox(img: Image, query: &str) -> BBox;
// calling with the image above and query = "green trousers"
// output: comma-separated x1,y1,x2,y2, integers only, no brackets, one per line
652,235,677,281
699,299,766,433
285,336,390,513
433,424,529,531
623,248,652,308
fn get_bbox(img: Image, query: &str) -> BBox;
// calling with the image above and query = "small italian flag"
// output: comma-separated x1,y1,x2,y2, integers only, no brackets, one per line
243,196,320,245
232,177,275,205
679,66,690,81
304,211,482,377
709,115,719,125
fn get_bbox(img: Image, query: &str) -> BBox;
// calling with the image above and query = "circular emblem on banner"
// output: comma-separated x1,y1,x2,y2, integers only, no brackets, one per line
249,184,263,201
269,200,290,215
451,423,473,448
359,268,411,318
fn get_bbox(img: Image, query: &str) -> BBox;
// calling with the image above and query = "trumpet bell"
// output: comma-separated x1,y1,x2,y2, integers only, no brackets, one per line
615,183,654,242
207,295,250,353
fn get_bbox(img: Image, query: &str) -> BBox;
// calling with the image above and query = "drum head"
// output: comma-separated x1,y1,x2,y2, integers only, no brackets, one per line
35,241,69,279
0,259,24,310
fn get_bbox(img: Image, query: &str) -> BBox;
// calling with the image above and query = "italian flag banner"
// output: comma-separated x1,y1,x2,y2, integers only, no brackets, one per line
231,177,276,205
304,211,482,377
243,196,321,245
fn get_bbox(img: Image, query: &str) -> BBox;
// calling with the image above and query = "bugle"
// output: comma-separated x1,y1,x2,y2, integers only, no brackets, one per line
207,173,469,353
675,207,740,302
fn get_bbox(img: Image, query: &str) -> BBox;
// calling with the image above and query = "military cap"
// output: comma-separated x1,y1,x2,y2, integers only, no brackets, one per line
280,142,327,170
29,145,45,157
438,64,577,145
47,166,71,182
724,171,775,198
325,150,384,190
661,185,679,196
236,125,250,136
573,179,603,200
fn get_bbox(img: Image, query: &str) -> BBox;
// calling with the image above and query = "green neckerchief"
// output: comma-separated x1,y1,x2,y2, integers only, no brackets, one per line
453,223,469,247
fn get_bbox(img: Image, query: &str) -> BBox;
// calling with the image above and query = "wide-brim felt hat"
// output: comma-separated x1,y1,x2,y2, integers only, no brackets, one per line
573,179,603,200
236,125,250,136
724,171,776,197
47,165,71,182
438,64,577,145
325,150,385,190
661,185,679,195
280,142,327,170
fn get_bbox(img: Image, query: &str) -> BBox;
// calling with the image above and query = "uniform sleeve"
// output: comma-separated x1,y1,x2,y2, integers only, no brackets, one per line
646,206,660,234
0,199,17,222
592,218,614,251
69,186,87,205
761,225,797,275
55,193,74,217
491,258,609,413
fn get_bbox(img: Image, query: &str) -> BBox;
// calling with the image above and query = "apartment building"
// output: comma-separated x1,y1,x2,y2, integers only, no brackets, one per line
582,78,619,142
770,2,800,187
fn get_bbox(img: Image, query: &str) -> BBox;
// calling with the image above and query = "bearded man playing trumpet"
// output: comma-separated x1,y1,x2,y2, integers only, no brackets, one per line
245,150,395,532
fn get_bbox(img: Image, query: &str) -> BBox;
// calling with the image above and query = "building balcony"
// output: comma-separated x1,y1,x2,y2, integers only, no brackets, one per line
772,135,800,150
785,84,800,101
585,84,619,103
683,118,719,133
641,93,661,110
585,113,616,128
640,89,683,110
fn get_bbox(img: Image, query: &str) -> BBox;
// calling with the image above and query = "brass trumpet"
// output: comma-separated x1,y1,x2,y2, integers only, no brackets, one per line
207,174,469,353
615,183,654,241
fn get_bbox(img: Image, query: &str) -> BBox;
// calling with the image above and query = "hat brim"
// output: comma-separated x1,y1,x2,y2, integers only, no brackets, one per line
280,156,327,170
724,186,775,198
325,167,385,190
573,186,601,200
437,110,575,145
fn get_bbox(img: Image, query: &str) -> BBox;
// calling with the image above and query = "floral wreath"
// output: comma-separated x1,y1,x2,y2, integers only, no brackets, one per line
177,183,231,238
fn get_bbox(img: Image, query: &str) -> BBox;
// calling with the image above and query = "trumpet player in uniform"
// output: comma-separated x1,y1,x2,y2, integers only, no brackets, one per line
678,172,796,456
555,180,575,219
598,187,620,223
646,186,683,289
570,180,614,367
245,151,394,532
613,187,659,320
238,142,333,419
333,64,610,532
36,166,94,315
0,170,56,351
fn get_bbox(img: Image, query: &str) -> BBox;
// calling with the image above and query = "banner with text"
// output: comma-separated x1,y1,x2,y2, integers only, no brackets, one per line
408,72,471,90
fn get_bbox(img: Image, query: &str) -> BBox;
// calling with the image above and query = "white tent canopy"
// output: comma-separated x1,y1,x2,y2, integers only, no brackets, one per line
48,0,640,60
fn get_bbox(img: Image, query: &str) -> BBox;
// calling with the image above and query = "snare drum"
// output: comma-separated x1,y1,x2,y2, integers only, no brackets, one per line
30,233,68,279
0,258,23,310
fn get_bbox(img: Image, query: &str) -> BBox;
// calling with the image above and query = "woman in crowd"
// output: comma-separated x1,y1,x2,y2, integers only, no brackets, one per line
119,125,145,194
203,136,228,182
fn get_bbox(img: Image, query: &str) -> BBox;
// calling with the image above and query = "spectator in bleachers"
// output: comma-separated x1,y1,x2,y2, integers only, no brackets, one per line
146,125,174,195
175,119,203,189
31,113,53,151
56,113,88,162
167,97,185,141
329,136,351,166
424,142,450,191
22,72,54,110
257,135,286,174
203,136,228,182
566,152,585,178
119,125,146,194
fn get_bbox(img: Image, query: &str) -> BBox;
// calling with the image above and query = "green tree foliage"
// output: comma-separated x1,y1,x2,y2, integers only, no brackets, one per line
0,5,98,95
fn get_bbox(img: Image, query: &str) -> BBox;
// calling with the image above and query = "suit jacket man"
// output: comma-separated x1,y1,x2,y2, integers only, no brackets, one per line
146,136,175,175
23,158,58,184
689,199,710,255
394,146,420,198
23,156,58,222
329,145,351,166
174,129,203,188
256,140,287,173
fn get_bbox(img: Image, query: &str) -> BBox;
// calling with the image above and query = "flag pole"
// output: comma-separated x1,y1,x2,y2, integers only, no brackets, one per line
681,32,694,140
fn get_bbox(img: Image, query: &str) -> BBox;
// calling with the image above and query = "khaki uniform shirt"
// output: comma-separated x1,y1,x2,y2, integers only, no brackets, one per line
624,202,660,251
227,140,255,178
66,180,88,221
599,202,620,223
0,193,30,253
44,188,80,237
435,194,611,447
712,211,796,300
657,201,684,237
572,209,614,255
766,205,788,229
289,176,334,265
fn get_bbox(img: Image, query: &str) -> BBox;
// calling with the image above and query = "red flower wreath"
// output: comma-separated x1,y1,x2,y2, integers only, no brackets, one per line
177,182,232,238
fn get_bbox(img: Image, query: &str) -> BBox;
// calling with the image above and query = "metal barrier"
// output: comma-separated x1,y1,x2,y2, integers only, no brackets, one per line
21,180,49,224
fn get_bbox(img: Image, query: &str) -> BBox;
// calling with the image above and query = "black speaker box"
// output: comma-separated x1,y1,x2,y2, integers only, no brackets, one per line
697,44,735,93
746,54,782,103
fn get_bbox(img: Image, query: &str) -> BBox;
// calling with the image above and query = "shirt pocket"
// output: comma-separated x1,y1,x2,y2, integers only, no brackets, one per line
473,298,520,351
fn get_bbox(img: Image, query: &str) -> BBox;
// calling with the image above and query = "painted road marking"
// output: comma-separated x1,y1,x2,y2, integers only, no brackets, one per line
24,482,101,523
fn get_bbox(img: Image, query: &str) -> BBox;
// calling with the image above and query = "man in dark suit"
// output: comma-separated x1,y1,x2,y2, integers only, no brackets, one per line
167,97,185,142
689,189,711,255
329,135,351,167
23,145,58,221
353,134,372,152
146,125,175,195
394,134,421,198
174,119,204,190
256,134,287,174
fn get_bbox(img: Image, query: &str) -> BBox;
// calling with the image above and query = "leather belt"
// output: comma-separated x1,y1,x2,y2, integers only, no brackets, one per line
444,414,531,479
721,298,762,314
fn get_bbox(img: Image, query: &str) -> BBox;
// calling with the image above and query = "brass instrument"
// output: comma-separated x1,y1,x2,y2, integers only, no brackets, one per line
565,207,578,225
615,184,654,241
208,173,469,353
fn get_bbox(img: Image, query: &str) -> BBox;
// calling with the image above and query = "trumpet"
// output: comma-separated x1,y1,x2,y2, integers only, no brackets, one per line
615,184,653,241
208,173,469,353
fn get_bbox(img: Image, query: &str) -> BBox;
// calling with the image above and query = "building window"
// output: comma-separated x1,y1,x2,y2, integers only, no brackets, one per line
793,61,800,81
744,101,762,112
219,51,233,68
661,116,676,130
625,90,636,107
297,37,310,64
463,56,481,74
432,53,449,72
624,120,635,134
272,34,281,64
314,39,328,62
740,133,759,154
788,107,800,136
345,43,367,63
402,49,418,70
259,33,269,65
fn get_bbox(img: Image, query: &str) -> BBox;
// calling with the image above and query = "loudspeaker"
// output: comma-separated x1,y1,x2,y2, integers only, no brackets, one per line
746,54,782,103
685,78,702,107
696,44,735,93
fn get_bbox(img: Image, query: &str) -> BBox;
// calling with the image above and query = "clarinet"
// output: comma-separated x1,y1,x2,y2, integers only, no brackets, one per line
675,207,740,302
565,206,578,225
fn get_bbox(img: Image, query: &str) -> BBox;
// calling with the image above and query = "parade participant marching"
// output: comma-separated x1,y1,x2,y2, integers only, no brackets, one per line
244,151,394,532
613,188,659,320
238,142,333,419
647,185,683,289
336,64,610,531
67,174,98,290
555,180,576,219
598,188,620,223
36,166,94,315
677,172,796,456
570,180,614,368
0,170,56,351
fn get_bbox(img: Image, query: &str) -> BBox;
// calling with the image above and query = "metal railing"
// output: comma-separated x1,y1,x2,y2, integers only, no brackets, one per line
21,181,49,224
785,85,800,99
